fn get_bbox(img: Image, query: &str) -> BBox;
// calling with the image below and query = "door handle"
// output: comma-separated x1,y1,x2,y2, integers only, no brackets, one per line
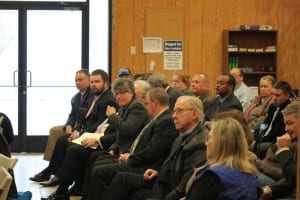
27,70,32,87
13,70,18,87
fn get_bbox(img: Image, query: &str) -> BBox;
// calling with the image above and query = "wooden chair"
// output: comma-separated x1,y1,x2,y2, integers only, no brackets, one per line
0,166,12,200
0,153,18,170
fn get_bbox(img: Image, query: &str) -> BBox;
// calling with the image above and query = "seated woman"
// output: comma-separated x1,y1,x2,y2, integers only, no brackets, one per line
171,71,192,95
185,117,258,200
245,75,275,131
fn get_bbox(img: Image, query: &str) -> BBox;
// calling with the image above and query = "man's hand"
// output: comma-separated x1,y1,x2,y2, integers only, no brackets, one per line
143,169,158,181
276,133,291,150
65,125,73,134
106,105,117,117
68,132,78,142
81,138,98,148
118,153,130,163
108,150,115,155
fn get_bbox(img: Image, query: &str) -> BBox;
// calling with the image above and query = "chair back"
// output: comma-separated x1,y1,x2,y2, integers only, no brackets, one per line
0,166,12,200
0,154,18,170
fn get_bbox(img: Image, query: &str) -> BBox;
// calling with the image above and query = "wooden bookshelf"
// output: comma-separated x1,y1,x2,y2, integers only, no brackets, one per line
223,30,277,86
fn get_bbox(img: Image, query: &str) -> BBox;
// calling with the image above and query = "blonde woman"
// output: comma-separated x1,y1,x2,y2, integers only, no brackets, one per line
245,75,275,130
185,117,258,200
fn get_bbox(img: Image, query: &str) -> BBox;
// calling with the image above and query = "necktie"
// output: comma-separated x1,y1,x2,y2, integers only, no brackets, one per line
263,107,280,137
130,120,153,153
85,97,97,118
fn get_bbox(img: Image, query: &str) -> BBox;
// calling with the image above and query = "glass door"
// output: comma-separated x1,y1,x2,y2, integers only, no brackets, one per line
0,10,19,139
27,10,81,136
0,5,86,152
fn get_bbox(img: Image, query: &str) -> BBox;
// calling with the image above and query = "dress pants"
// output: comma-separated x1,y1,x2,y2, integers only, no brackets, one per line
106,171,153,200
56,143,97,186
82,152,118,196
88,161,134,200
43,125,65,161
46,134,72,175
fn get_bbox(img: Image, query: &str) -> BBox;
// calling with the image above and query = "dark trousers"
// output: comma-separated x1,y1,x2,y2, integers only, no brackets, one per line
82,151,118,196
56,143,97,186
45,134,71,175
87,161,132,200
106,171,153,200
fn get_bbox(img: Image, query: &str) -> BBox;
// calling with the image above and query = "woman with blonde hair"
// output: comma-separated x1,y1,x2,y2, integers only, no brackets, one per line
245,75,275,130
185,117,258,200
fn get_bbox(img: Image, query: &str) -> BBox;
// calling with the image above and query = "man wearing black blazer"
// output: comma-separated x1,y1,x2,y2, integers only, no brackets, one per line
147,73,183,110
29,69,117,186
204,74,243,129
254,81,292,159
43,69,93,161
105,96,208,200
85,88,178,200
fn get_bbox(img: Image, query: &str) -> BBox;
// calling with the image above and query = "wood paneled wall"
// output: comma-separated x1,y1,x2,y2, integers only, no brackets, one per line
111,0,300,92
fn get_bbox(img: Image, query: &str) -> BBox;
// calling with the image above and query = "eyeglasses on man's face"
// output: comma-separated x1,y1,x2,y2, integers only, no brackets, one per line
172,108,194,115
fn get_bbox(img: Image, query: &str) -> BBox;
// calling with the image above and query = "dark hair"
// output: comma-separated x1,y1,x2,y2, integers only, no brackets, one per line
112,79,135,95
227,74,236,89
274,81,292,96
148,88,169,106
91,69,109,83
76,69,90,78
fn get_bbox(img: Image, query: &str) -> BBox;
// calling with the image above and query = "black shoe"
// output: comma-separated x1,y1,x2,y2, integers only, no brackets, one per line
67,184,82,196
41,191,69,200
40,176,60,187
29,171,51,182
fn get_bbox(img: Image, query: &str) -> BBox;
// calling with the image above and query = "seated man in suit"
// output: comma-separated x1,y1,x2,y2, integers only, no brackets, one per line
147,73,183,110
29,69,117,186
190,73,213,112
204,74,243,129
253,81,292,159
105,95,208,200
43,69,92,161
84,88,178,200
260,101,299,199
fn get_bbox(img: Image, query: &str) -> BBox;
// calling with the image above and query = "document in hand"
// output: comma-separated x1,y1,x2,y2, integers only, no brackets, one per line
72,132,104,149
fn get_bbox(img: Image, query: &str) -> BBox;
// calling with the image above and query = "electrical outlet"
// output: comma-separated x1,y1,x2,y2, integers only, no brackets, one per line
130,46,136,55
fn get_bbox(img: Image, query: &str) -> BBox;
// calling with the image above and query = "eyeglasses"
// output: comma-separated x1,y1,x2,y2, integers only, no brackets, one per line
172,108,194,115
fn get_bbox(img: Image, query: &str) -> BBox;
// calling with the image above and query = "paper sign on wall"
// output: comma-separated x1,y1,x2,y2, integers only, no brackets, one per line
164,40,183,70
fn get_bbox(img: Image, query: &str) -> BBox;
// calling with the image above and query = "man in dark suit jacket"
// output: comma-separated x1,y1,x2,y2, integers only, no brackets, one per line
43,69,93,161
147,73,183,110
44,79,150,199
105,95,208,200
204,74,243,129
254,81,292,159
29,69,117,185
85,88,178,200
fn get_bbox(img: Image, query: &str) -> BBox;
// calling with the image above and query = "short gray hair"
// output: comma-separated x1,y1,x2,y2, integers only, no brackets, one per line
147,73,169,88
282,101,299,118
176,95,204,122
134,80,151,97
